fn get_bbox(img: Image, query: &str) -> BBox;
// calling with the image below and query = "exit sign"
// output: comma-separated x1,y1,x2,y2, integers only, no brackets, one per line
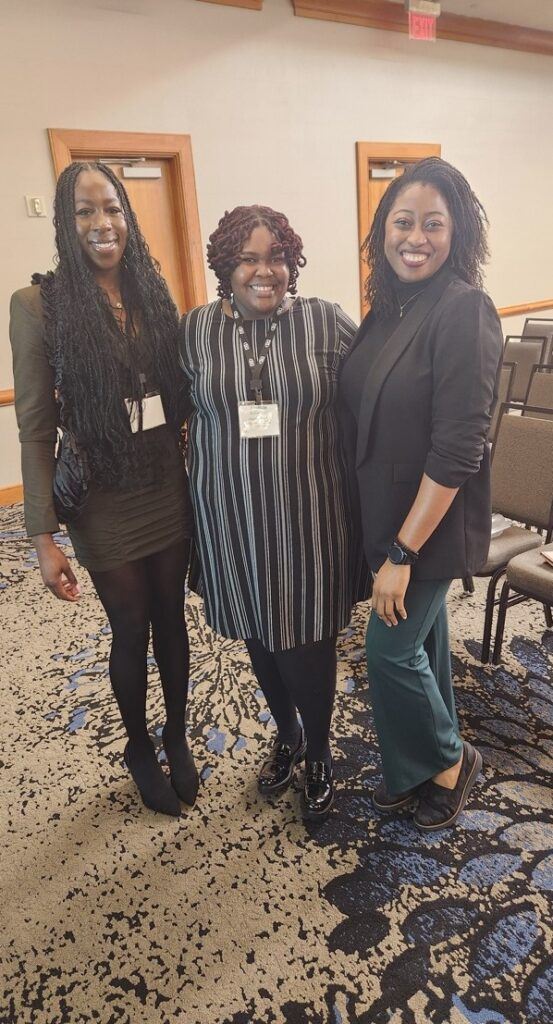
408,12,437,40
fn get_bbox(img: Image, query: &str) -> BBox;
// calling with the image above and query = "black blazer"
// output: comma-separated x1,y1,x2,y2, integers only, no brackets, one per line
340,267,504,580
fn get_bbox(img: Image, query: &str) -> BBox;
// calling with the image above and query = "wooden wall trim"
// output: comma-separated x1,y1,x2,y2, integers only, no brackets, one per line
48,129,207,310
197,0,262,7
293,1,553,57
0,484,23,506
498,299,553,318
0,389,14,407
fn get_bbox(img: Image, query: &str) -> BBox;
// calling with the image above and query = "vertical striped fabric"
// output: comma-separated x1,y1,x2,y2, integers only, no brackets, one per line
179,297,358,652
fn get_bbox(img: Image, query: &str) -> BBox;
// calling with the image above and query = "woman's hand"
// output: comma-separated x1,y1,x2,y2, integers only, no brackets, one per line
371,560,410,627
33,534,81,602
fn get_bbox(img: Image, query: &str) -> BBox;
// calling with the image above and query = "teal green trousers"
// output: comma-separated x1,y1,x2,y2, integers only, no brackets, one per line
365,578,463,795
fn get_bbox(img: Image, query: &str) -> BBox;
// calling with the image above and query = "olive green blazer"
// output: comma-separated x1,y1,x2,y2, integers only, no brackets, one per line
9,285,59,537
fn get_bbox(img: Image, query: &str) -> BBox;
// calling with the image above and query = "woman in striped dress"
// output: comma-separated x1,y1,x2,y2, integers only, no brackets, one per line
179,206,358,821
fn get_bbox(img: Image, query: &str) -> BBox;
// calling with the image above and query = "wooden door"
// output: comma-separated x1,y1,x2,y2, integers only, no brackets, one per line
356,141,441,317
48,130,206,314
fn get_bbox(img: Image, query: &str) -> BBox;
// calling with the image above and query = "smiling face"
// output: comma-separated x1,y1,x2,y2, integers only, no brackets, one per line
230,225,290,319
74,169,128,278
384,182,453,283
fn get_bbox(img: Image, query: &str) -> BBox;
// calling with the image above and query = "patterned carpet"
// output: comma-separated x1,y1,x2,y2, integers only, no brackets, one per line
1,503,552,1024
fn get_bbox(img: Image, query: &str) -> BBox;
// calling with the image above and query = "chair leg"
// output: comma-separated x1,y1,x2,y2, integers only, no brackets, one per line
492,580,511,665
481,568,505,663
544,603,553,628
462,574,475,594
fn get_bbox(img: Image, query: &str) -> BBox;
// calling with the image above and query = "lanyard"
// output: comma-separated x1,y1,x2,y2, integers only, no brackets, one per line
231,297,286,404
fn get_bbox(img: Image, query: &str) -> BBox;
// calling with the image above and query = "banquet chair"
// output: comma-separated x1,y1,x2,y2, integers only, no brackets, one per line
503,337,547,403
522,318,553,363
476,405,553,663
523,364,553,418
492,542,553,664
488,362,515,444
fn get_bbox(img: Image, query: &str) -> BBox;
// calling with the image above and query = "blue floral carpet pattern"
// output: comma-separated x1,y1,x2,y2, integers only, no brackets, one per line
1,503,552,1024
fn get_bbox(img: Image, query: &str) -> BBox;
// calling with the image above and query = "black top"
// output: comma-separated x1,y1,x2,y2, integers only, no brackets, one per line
338,267,504,579
342,277,432,425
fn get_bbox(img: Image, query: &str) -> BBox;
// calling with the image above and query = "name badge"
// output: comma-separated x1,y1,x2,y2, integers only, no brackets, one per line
238,401,280,439
125,392,166,433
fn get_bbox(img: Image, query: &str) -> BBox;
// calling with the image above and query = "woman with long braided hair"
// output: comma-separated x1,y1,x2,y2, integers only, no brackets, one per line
180,205,364,822
340,157,503,831
10,162,197,817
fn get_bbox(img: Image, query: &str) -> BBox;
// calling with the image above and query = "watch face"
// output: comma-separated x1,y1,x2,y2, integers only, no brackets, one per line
388,543,404,565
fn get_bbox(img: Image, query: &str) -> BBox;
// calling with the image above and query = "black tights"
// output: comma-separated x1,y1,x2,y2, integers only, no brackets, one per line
245,637,337,764
90,539,191,749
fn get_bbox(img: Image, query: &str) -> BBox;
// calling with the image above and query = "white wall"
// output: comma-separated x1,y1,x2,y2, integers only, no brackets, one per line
2,0,553,487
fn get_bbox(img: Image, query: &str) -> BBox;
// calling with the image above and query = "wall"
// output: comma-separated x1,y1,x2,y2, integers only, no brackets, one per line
2,0,553,488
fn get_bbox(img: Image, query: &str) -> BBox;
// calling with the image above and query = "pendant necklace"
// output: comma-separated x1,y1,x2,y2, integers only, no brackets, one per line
107,296,126,333
398,288,425,318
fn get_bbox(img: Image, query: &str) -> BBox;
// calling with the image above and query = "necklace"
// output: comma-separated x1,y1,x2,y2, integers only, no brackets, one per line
107,297,126,331
398,288,425,318
102,288,123,310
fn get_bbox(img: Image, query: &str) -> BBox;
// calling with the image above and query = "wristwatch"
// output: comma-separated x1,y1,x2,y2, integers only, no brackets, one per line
387,538,419,566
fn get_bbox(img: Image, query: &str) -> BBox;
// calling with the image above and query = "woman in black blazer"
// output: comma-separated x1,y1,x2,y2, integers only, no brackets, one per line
340,158,503,832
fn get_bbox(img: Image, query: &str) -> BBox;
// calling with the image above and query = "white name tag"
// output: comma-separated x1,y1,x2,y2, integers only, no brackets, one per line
125,392,166,433
238,401,280,439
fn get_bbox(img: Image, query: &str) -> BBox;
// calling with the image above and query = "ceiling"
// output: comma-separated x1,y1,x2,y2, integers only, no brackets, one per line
392,0,553,32
72,0,553,34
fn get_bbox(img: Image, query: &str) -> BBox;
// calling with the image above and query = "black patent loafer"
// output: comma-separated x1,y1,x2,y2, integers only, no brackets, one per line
372,780,420,813
302,760,334,822
414,741,483,832
258,729,307,795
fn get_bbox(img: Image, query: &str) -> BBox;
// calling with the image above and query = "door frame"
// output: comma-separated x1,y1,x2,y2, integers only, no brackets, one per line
48,128,207,310
356,141,441,318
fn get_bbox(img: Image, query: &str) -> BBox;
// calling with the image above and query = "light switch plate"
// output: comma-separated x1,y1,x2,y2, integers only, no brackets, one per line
25,195,47,218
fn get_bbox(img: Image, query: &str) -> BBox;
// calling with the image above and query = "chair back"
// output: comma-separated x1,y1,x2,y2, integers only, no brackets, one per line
523,365,553,418
491,404,553,530
503,338,547,402
489,362,515,443
522,318,553,362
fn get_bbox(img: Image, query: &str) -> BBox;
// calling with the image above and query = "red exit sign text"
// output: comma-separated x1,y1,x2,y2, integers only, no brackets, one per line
408,12,437,40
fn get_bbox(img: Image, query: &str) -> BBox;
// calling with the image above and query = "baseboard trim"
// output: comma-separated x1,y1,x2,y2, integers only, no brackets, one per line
0,484,23,506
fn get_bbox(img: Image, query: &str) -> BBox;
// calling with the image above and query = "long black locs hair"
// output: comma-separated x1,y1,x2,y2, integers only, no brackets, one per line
362,157,490,319
34,161,184,489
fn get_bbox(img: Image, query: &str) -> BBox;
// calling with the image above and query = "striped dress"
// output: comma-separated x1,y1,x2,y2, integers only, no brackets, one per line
179,297,358,651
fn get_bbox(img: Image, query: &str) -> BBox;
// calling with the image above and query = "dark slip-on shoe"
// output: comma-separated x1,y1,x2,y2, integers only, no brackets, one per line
414,741,483,832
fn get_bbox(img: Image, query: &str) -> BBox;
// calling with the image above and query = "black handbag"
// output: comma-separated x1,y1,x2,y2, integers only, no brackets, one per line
52,425,90,524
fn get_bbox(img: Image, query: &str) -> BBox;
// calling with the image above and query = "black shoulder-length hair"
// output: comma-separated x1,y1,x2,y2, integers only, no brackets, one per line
35,161,184,489
362,157,490,319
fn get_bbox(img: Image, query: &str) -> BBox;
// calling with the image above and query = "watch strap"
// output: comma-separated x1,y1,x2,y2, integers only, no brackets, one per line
387,538,419,565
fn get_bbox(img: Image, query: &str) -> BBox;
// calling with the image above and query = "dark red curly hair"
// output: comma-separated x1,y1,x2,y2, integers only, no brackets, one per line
207,205,307,299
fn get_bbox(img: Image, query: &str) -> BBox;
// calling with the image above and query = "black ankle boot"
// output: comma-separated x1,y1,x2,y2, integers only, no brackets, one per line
123,741,181,817
162,726,199,807
302,759,334,822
